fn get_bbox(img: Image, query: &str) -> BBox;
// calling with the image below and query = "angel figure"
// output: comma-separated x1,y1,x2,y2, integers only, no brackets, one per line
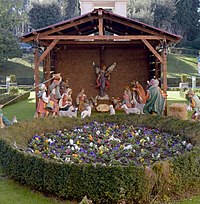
93,62,116,98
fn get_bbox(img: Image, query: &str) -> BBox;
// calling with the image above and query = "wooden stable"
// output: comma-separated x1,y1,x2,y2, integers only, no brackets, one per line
20,9,181,113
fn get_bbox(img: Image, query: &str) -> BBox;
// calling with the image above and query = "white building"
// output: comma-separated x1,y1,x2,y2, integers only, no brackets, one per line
79,0,129,17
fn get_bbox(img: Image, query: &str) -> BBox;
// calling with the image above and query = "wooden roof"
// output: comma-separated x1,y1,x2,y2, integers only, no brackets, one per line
20,8,181,46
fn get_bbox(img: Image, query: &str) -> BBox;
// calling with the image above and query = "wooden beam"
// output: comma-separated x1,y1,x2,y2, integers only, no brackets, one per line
142,39,163,64
45,52,51,95
38,39,59,65
22,16,98,43
39,35,163,40
162,49,168,116
34,48,40,107
74,25,82,35
105,16,178,42
98,10,104,36
56,40,142,45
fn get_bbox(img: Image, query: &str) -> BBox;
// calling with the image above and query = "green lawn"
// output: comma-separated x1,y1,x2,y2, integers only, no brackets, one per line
0,54,43,79
167,54,198,78
3,91,36,122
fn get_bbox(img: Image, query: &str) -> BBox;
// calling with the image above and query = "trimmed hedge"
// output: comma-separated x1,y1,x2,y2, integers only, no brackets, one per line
0,115,200,203
0,92,30,106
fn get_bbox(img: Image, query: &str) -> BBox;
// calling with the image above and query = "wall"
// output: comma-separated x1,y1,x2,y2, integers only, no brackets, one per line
56,46,149,102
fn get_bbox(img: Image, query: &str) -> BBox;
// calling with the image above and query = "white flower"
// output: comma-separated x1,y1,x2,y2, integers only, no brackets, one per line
124,144,132,150
69,139,74,145
90,142,93,147
96,130,100,135
74,144,80,150
182,141,186,145
71,146,75,151
65,157,71,162
48,139,55,144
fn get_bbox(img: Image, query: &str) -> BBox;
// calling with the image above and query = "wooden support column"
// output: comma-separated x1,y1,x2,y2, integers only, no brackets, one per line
98,10,103,36
162,47,168,116
45,52,51,95
34,48,39,107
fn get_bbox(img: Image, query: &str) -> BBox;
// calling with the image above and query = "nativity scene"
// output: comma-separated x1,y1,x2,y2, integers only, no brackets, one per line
20,2,181,118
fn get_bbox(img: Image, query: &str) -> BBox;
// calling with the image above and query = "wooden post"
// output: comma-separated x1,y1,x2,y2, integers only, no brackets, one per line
45,52,51,95
162,46,168,116
34,48,39,107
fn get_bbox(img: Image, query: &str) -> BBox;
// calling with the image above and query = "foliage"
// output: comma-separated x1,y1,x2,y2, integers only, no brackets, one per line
10,74,16,83
127,0,155,25
29,0,62,29
152,0,176,32
0,29,22,66
173,0,200,41
62,0,80,20
181,75,188,83
0,91,30,107
0,115,200,203
127,0,200,42
0,0,27,32
9,86,19,95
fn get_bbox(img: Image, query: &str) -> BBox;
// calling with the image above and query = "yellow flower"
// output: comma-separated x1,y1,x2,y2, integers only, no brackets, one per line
140,158,144,163
35,150,40,154
77,140,80,145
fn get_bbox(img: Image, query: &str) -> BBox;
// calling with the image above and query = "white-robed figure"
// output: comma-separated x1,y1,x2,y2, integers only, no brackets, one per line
48,73,62,100
59,88,73,111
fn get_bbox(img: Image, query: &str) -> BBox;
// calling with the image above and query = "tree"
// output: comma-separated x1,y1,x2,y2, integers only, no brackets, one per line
63,0,80,20
0,0,26,32
152,0,176,33
0,29,22,66
172,0,200,41
127,0,155,25
29,0,62,29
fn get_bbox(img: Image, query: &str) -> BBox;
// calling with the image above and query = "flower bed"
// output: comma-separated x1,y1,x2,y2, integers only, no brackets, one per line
27,121,193,166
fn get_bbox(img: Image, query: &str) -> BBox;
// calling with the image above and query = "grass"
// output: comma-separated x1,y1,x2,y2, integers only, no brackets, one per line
0,179,66,204
0,54,43,79
3,91,36,122
167,54,198,78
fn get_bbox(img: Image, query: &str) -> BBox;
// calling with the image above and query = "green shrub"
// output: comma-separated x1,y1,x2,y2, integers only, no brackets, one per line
9,86,19,95
0,91,30,106
0,115,199,203
181,74,188,83
10,74,16,83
